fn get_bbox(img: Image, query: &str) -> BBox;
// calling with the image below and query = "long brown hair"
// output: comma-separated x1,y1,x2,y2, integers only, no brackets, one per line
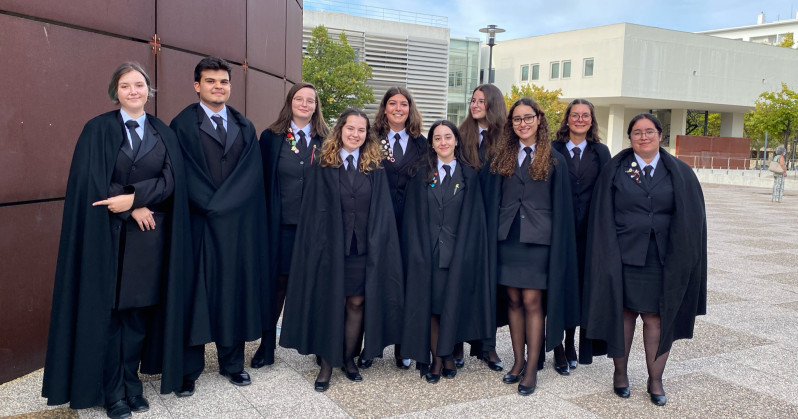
554,98,601,143
458,84,507,168
371,86,423,139
268,82,330,138
491,98,553,181
320,108,383,174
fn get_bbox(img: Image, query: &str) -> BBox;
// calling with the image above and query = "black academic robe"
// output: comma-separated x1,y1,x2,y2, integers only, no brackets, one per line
400,164,492,363
383,135,428,226
279,164,404,368
170,104,270,347
551,140,611,363
42,111,191,408
582,147,707,359
482,151,580,351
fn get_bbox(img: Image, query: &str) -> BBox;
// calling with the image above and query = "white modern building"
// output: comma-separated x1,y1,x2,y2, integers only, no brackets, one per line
486,23,798,154
699,12,798,47
304,7,450,130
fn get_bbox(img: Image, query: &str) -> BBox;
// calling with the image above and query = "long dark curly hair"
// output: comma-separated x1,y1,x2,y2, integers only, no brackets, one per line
371,86,424,140
491,98,553,181
554,98,601,143
320,108,383,174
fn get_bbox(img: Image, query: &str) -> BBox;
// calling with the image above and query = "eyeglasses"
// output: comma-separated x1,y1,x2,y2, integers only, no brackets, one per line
569,113,591,121
293,97,316,106
512,115,538,125
470,98,486,105
630,129,659,139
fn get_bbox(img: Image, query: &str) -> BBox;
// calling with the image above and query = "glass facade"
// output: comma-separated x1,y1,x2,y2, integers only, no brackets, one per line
448,38,480,125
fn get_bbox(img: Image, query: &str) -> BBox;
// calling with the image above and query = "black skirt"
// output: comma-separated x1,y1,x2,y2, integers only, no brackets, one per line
497,212,549,289
277,224,297,276
622,234,662,313
344,236,366,297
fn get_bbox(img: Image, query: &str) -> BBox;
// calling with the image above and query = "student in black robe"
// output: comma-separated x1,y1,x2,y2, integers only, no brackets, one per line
483,98,579,396
582,114,707,406
550,99,611,375
169,57,270,395
400,120,492,383
252,82,329,368
456,83,508,369
359,87,427,369
42,62,190,419
280,108,404,392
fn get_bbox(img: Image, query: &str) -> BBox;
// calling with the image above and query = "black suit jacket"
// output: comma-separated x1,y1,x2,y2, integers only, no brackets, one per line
428,163,466,268
382,134,428,225
339,163,371,256
552,141,611,238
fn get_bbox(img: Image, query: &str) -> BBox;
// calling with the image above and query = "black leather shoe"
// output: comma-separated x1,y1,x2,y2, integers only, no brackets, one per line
565,345,578,369
554,363,570,376
175,379,195,397
479,352,504,371
314,380,329,392
357,357,373,369
518,383,536,396
418,363,430,378
126,395,149,413
425,373,441,383
502,363,526,384
251,355,271,369
395,357,411,370
568,360,578,369
105,399,131,419
221,370,251,386
647,379,667,406
453,357,465,369
613,386,630,398
341,367,363,382
442,368,457,379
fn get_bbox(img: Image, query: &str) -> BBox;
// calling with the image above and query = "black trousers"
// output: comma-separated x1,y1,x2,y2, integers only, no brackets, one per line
103,307,152,405
183,340,245,380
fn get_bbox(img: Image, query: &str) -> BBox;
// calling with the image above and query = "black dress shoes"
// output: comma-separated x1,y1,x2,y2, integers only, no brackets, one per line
341,367,363,382
453,358,465,369
502,363,526,384
105,399,131,419
554,362,570,376
357,357,373,369
221,370,251,386
175,379,195,397
425,372,441,383
478,352,504,371
442,367,457,379
613,386,630,398
395,357,411,370
418,363,430,378
517,382,536,396
126,395,149,413
565,345,578,369
647,379,667,406
314,380,329,392
251,356,269,369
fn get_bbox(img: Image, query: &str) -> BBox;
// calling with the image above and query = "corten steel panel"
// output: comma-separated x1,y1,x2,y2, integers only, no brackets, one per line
246,0,286,76
0,0,155,40
156,48,247,125
0,201,63,384
0,14,155,204
246,71,285,133
285,0,303,83
157,0,247,64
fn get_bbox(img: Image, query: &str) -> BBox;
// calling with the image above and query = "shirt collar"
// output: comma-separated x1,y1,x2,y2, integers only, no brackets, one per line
199,102,227,125
634,152,660,171
340,148,360,168
388,128,408,143
437,158,457,179
119,109,146,128
478,125,487,145
566,140,587,154
291,121,311,138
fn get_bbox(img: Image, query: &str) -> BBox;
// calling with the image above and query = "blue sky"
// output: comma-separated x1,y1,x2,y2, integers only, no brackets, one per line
318,1,798,40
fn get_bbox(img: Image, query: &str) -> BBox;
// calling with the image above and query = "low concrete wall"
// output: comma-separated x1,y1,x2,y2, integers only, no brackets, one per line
693,168,795,188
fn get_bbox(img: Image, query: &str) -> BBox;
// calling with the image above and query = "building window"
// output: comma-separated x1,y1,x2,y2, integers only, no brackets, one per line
449,71,464,87
531,64,539,80
521,65,529,82
562,60,571,78
583,58,594,77
550,62,560,79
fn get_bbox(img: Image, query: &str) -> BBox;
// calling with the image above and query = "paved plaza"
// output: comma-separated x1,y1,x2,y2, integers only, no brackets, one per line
2,183,798,418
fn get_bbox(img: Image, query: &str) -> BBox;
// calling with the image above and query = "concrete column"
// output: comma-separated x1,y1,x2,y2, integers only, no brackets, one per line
606,104,626,156
720,112,745,137
669,108,687,154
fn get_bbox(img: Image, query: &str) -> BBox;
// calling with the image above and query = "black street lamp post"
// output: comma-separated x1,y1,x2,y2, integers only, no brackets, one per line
479,24,505,84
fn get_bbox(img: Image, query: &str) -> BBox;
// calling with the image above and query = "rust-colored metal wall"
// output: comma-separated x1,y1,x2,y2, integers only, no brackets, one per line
675,135,752,169
0,0,303,385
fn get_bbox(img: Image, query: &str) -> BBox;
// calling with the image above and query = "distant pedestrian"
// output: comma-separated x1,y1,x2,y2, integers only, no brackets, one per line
771,146,787,202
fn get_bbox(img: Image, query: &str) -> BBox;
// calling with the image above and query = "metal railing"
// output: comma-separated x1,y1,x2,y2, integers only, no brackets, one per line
679,154,796,177
305,0,448,28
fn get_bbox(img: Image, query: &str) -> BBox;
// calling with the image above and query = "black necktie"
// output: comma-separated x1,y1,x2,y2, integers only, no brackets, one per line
346,155,356,185
297,130,307,155
211,115,226,145
125,120,142,158
572,147,581,171
393,133,403,163
441,164,452,190
479,130,487,152
521,146,533,169
644,165,653,183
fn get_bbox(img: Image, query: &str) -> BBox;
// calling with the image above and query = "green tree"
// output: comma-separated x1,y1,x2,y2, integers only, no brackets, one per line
302,25,374,123
779,32,794,48
745,83,798,150
503,84,567,124
685,112,721,136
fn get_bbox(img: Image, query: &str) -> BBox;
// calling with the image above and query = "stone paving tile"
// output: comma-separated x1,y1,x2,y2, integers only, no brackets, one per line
156,373,254,418
778,300,798,312
3,409,77,419
389,391,600,418
757,272,798,287
0,370,60,418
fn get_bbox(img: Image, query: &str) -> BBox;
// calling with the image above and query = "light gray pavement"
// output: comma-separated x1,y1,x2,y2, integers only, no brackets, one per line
3,183,798,418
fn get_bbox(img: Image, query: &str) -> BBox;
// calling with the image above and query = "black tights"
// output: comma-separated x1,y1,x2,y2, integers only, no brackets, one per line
316,295,365,383
429,315,455,374
553,327,577,365
506,287,543,387
612,308,669,395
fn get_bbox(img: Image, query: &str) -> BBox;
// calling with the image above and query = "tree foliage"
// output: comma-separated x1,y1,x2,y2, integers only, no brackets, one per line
302,25,374,123
686,112,721,136
778,32,795,48
745,83,798,150
503,84,567,124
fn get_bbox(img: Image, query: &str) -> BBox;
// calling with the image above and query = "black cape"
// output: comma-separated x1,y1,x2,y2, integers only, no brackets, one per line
170,104,270,347
582,147,707,359
482,151,580,351
42,111,191,408
400,164,493,363
279,165,404,367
